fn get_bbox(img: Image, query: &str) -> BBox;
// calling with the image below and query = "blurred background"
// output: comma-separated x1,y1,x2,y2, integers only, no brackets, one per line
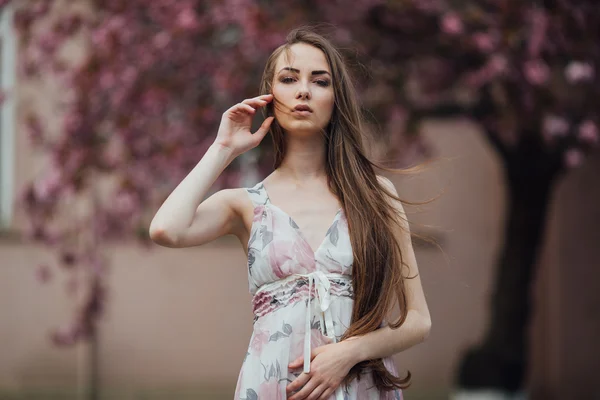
0,0,598,399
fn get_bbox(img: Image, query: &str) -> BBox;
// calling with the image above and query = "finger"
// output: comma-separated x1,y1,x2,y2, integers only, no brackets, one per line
288,376,320,400
246,93,273,100
290,346,324,369
230,103,255,114
241,98,266,107
306,383,327,400
258,93,273,102
286,372,311,397
318,387,334,400
311,346,325,357
252,116,274,142
242,97,271,108
242,94,270,101
288,354,304,369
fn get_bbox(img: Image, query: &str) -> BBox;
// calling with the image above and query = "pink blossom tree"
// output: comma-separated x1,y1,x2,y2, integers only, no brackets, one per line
357,1,600,397
6,0,599,397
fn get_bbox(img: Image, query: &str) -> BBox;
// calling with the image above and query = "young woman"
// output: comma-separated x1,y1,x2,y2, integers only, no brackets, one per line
149,27,431,400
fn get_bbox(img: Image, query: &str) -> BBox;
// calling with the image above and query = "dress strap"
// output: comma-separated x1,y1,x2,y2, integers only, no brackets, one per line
245,181,269,207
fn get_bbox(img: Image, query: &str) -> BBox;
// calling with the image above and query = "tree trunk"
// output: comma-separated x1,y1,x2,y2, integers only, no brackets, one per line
456,133,561,394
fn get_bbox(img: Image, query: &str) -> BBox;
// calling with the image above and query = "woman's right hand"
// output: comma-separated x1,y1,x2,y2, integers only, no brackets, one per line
214,94,275,158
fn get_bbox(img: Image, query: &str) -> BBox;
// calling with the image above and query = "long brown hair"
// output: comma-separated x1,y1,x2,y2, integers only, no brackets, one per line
259,27,415,391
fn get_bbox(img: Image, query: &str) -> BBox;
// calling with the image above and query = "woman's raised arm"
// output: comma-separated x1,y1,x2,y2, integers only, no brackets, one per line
149,94,274,248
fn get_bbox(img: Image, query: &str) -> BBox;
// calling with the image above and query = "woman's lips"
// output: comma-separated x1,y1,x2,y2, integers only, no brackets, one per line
292,110,312,117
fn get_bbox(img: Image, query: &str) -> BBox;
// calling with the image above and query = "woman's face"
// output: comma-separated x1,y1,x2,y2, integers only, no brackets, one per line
271,43,335,137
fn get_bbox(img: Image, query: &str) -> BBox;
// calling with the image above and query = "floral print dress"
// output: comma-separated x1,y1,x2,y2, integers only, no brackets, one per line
234,181,403,400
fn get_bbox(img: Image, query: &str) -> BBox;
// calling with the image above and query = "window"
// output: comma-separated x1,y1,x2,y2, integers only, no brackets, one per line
0,4,15,229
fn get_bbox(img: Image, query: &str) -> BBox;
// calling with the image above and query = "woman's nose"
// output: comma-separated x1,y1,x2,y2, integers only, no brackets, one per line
295,83,310,100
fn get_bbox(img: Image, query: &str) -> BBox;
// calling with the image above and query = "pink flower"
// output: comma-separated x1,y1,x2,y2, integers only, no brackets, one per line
114,192,137,215
578,120,599,145
414,0,443,13
122,66,138,85
524,59,550,85
465,55,508,87
38,32,61,55
99,71,116,90
91,27,110,50
565,61,594,83
51,323,81,346
34,167,62,201
258,378,283,399
267,211,315,277
440,13,464,35
543,115,569,142
31,1,50,17
176,8,198,30
106,15,126,31
253,205,264,223
100,148,121,169
489,54,508,74
153,32,171,49
473,32,495,53
64,112,82,134
268,239,314,278
291,328,333,363
564,148,584,168
527,9,548,58
250,328,270,353
38,226,61,246
56,14,82,36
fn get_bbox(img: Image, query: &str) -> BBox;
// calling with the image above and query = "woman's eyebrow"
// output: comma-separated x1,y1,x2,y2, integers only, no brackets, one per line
278,67,331,76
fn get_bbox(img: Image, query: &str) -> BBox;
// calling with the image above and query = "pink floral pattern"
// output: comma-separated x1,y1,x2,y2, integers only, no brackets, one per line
250,328,270,353
267,238,314,278
258,378,283,400
234,182,403,400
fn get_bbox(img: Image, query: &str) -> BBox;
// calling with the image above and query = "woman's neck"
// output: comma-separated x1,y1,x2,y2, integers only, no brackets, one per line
277,134,327,181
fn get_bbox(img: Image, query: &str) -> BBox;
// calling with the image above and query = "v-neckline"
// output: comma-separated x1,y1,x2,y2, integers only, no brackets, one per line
260,182,343,255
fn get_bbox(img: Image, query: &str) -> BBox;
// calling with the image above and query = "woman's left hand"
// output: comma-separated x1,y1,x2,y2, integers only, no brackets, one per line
286,340,358,400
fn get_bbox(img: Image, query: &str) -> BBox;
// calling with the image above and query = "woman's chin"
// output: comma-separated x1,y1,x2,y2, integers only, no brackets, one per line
280,119,325,135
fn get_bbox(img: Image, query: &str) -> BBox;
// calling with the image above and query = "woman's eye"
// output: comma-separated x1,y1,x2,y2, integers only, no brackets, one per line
279,77,330,87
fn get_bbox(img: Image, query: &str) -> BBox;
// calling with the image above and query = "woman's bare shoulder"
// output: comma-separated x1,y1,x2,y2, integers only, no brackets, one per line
376,175,394,189
376,175,399,198
376,175,406,214
218,187,254,214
